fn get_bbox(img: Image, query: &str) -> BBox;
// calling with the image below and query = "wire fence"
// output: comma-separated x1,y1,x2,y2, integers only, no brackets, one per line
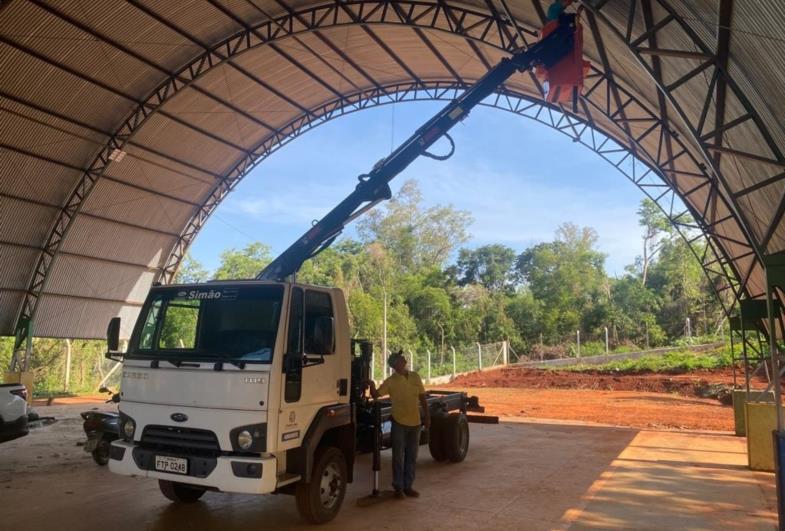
371,341,514,383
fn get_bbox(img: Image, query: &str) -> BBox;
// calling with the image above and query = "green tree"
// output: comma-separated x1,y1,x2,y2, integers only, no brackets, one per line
214,242,272,280
455,244,518,293
357,180,473,272
516,223,607,341
174,253,209,284
637,199,672,287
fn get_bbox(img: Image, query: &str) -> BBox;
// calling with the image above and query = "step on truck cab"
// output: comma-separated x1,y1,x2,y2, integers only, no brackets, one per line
108,280,482,523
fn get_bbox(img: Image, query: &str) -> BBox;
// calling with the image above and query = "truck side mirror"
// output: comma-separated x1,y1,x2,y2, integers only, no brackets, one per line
106,317,121,354
313,316,334,355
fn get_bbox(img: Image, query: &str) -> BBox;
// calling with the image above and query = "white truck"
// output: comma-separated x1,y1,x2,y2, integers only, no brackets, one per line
107,281,480,523
107,16,575,523
0,383,29,443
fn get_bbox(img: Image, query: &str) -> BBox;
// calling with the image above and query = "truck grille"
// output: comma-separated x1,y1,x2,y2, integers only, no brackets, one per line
141,425,220,454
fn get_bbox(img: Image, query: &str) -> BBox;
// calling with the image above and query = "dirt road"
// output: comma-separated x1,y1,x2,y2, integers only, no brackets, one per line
436,366,746,431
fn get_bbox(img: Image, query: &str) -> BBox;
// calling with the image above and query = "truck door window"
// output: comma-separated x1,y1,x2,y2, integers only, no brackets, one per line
285,287,304,403
304,291,334,354
158,300,199,349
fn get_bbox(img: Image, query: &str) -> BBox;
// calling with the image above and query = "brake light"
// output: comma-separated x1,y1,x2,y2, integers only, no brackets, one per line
10,387,28,401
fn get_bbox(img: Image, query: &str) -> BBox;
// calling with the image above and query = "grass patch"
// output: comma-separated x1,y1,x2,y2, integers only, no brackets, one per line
556,346,733,374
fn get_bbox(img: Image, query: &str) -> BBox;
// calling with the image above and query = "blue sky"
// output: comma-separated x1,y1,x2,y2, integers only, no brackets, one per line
188,100,647,277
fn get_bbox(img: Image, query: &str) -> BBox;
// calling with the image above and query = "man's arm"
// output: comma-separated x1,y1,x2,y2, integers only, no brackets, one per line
367,379,388,399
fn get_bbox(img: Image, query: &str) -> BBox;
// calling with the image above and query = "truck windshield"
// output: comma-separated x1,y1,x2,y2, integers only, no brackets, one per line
128,285,284,363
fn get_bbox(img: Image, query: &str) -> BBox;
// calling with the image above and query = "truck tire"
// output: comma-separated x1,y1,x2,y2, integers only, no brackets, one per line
428,418,447,462
295,446,347,524
443,413,469,463
159,480,206,503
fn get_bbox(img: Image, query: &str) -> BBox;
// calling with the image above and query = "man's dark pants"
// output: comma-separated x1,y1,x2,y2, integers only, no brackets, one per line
391,419,420,491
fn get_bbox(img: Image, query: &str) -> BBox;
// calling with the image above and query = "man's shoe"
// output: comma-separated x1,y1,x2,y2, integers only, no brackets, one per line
394,489,406,499
403,488,420,498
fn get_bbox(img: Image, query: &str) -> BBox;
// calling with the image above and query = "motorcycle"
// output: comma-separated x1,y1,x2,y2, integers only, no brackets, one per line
81,386,120,466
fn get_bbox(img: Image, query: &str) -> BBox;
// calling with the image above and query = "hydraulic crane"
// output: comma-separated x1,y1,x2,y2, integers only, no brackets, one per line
258,13,580,282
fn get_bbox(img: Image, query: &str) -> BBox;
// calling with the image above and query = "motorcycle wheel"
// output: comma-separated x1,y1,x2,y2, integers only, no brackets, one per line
92,438,111,466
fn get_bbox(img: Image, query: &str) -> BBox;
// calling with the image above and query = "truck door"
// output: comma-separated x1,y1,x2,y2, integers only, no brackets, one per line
279,287,342,450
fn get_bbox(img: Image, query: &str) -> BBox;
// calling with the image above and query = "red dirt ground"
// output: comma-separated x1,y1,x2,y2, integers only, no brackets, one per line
435,366,767,432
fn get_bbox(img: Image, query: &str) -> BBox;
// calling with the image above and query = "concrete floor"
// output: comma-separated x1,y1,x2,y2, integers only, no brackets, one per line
0,404,777,530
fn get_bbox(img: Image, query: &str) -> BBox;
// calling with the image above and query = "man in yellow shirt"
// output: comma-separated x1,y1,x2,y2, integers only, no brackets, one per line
368,351,431,499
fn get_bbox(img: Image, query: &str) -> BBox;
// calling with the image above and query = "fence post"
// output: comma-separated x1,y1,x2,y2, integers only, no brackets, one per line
371,349,375,382
64,339,72,392
686,317,692,343
427,350,431,384
452,346,456,378
409,349,415,371
604,327,609,354
576,330,581,358
477,342,482,370
503,341,509,366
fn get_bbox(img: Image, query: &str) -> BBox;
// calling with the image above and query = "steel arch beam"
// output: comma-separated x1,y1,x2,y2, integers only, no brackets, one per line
13,0,765,349
159,79,741,317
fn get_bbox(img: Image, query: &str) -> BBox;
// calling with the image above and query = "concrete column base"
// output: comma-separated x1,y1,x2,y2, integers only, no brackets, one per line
746,401,778,471
733,389,775,436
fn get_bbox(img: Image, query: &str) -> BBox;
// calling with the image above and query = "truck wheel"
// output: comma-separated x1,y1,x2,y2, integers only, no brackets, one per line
444,413,470,462
91,438,111,466
295,446,347,524
159,480,206,503
428,418,447,462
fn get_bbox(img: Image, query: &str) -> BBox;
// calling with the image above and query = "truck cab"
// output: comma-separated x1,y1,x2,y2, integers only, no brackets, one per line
109,280,356,522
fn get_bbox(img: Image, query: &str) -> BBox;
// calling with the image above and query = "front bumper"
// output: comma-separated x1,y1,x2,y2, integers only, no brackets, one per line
0,414,29,443
108,441,277,494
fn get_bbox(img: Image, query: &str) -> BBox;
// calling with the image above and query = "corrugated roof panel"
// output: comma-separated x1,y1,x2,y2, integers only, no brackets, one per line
0,147,80,206
192,57,306,132
0,243,39,290
162,83,270,148
133,0,242,49
0,196,56,245
0,40,133,132
34,293,142,340
0,290,24,336
111,144,216,200
58,215,176,269
0,102,99,168
130,112,245,175
82,179,195,235
44,254,155,304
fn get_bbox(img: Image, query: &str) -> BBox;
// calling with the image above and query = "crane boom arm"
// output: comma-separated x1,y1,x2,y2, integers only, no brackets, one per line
258,14,577,281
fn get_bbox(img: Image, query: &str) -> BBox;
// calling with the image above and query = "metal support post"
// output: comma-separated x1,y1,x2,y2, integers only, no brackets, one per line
64,339,72,392
576,330,581,358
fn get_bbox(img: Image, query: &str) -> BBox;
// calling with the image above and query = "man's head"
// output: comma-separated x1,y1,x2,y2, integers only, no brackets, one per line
387,351,407,374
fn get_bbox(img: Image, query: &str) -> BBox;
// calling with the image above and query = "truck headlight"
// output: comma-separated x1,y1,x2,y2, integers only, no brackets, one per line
237,430,253,450
122,418,136,440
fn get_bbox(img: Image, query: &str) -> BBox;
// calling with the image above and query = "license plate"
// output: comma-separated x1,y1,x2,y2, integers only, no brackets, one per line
155,455,188,475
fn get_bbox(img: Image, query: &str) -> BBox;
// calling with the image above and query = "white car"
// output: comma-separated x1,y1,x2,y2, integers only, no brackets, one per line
0,384,29,443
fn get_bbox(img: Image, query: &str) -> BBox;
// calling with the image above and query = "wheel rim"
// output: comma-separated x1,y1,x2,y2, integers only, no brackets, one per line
319,462,342,509
458,422,468,453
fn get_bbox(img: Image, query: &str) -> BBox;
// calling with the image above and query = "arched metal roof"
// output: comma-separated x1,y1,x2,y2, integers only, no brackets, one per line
1,0,784,340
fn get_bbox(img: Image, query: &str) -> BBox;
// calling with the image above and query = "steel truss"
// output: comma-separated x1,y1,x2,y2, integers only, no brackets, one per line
12,0,775,352
587,0,785,293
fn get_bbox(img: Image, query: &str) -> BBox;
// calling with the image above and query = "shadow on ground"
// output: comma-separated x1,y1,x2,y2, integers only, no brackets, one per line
0,403,775,530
